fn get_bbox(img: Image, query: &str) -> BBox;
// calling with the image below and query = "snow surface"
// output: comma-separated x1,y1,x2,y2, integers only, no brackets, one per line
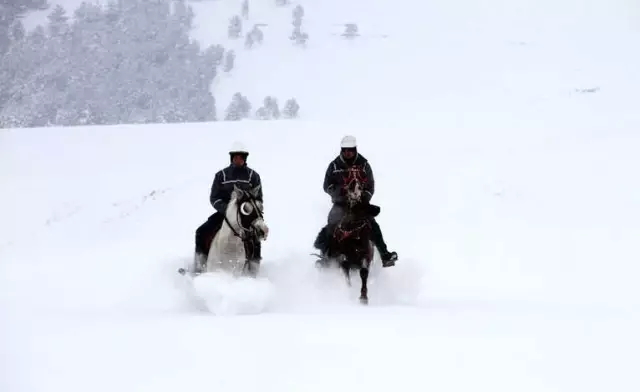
4,0,640,391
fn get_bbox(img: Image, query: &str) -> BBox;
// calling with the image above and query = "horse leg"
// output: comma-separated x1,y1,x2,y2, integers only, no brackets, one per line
244,260,259,278
360,258,371,305
342,263,352,287
359,258,370,305
242,239,261,278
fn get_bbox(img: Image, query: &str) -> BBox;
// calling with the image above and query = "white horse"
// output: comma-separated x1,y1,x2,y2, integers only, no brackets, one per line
205,184,269,277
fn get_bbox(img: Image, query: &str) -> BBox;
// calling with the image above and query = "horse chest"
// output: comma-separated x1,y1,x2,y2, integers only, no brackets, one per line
220,237,244,256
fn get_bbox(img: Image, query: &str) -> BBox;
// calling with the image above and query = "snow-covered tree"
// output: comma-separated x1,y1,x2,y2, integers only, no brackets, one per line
342,23,359,39
228,15,242,39
245,33,254,49
245,25,263,49
292,5,304,20
1,0,49,54
47,4,69,36
283,98,300,118
249,25,263,44
223,50,235,72
11,21,26,42
241,0,249,19
290,26,308,46
255,96,280,120
225,93,251,121
0,0,219,128
204,44,225,67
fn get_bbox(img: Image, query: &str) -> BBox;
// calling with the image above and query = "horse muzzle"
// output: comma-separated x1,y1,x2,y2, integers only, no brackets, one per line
252,220,269,240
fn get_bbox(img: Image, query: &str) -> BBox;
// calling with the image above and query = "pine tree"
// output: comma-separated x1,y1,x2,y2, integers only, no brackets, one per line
228,15,242,39
225,92,251,121
223,50,235,72
0,0,220,128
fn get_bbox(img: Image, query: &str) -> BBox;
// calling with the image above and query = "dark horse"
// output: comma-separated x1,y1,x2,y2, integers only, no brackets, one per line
315,177,380,304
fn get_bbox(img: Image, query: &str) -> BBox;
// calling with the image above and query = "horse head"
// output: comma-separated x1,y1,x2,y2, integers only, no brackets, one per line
228,184,269,241
345,175,363,208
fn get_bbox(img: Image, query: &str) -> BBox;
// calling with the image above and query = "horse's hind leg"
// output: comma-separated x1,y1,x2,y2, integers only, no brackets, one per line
359,258,369,305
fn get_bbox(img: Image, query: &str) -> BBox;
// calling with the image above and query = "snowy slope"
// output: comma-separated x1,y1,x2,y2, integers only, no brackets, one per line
2,120,640,392
4,0,640,391
22,0,640,123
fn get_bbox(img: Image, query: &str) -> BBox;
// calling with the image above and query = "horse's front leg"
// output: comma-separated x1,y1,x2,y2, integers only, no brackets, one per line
359,257,370,305
337,254,351,286
342,264,351,286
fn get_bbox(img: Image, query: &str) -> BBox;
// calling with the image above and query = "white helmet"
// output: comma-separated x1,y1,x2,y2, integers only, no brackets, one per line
229,141,249,155
340,135,357,148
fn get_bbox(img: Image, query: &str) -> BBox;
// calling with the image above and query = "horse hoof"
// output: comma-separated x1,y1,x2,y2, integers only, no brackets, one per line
359,296,368,305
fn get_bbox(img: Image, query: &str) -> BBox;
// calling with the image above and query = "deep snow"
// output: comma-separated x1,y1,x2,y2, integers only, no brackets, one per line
4,0,640,391
2,120,639,392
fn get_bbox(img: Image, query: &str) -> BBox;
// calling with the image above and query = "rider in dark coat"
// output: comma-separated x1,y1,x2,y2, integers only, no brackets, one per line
194,142,263,269
314,135,397,267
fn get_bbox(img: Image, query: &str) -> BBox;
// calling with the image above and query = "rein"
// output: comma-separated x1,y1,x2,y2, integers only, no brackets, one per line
222,193,264,268
224,195,263,241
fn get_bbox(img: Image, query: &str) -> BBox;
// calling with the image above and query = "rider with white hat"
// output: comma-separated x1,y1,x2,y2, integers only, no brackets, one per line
314,135,398,267
193,141,263,272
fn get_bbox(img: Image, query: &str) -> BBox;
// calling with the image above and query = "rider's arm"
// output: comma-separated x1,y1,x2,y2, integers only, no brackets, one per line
363,162,374,201
324,162,346,204
323,162,335,195
209,171,226,212
250,170,263,201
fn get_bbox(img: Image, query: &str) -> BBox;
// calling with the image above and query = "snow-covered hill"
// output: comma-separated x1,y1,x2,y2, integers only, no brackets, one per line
4,0,640,391
22,0,640,123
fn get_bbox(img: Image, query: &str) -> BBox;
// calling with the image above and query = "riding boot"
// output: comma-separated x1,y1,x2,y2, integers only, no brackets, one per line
313,226,334,268
370,218,397,267
195,213,222,255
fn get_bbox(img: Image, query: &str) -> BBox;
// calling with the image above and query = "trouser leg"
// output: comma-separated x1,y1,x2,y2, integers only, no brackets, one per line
370,218,398,265
195,212,223,255
314,204,345,254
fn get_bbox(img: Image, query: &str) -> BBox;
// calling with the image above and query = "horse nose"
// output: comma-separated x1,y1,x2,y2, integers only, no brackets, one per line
254,221,269,239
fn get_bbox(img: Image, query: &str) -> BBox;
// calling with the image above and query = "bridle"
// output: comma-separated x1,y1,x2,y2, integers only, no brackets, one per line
335,177,371,243
224,191,264,241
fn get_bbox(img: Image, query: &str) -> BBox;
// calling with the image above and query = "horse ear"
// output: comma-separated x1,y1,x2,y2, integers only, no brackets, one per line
250,184,261,198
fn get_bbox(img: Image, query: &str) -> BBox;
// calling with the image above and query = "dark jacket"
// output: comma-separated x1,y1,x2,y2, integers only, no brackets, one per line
210,164,262,212
323,153,374,205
